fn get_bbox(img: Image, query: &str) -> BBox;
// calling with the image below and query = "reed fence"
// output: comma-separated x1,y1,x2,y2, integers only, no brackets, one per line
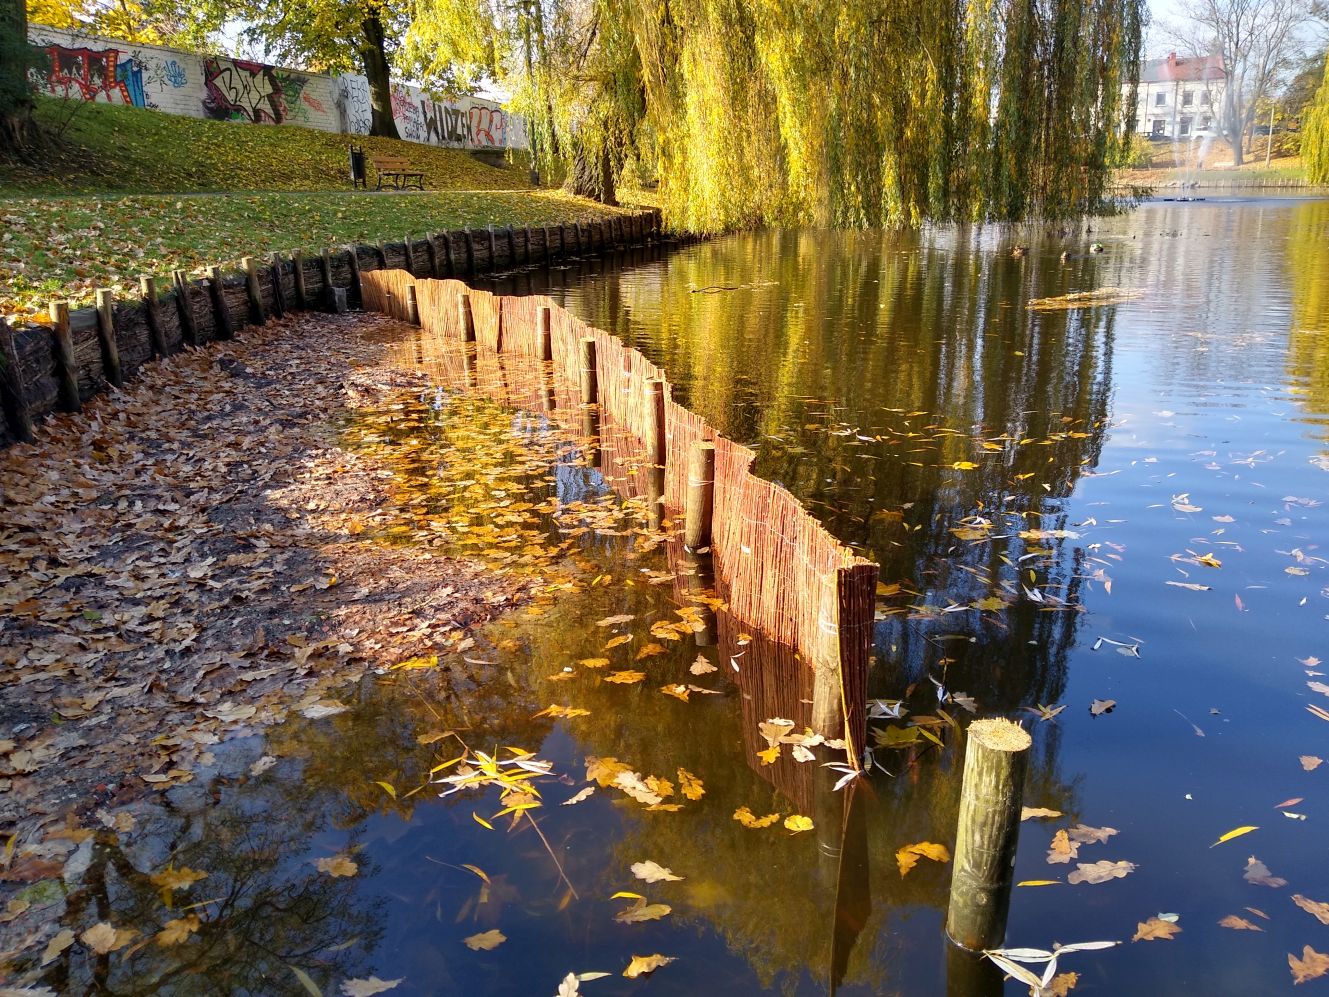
362,265,879,763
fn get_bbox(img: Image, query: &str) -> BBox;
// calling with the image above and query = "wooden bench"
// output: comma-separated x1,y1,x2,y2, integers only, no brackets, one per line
370,155,424,191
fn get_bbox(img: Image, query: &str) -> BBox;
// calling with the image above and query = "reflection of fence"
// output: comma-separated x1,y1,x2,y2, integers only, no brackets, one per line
361,265,879,762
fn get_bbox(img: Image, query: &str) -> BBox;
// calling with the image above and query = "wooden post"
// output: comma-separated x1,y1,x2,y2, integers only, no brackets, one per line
171,271,198,346
241,257,266,326
292,251,308,309
405,284,420,325
346,248,363,309
537,305,553,362
457,292,476,342
404,234,415,274
268,254,287,319
375,241,389,268
946,718,1032,952
573,222,583,254
463,228,476,274
542,225,553,260
440,232,455,276
94,289,122,386
494,303,504,351
522,226,532,264
0,322,34,442
140,276,168,357
645,377,666,469
424,232,440,277
685,441,715,551
49,301,80,411
205,266,233,339
319,250,335,312
579,336,598,406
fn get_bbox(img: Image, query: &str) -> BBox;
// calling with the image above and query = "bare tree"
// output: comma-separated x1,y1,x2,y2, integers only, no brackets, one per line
1169,0,1314,164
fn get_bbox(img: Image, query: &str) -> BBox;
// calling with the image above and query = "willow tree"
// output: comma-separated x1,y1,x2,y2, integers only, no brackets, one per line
1306,52,1329,183
402,0,642,203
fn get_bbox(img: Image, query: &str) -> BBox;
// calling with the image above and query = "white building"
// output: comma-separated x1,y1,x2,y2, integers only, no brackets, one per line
1124,52,1227,140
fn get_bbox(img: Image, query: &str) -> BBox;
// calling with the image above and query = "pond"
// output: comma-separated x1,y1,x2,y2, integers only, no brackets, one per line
29,197,1329,995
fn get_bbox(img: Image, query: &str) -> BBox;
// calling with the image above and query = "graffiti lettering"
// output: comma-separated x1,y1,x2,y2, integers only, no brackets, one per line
203,57,285,124
422,101,471,145
468,106,506,147
335,77,371,135
163,59,187,87
40,45,146,108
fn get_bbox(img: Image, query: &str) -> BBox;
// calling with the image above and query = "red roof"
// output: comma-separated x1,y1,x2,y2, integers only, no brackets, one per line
1141,52,1226,83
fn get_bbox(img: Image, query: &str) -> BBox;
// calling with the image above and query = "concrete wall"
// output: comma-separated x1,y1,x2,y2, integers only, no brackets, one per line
26,25,527,150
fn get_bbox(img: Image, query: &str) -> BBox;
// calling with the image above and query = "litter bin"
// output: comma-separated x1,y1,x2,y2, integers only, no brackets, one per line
349,144,367,189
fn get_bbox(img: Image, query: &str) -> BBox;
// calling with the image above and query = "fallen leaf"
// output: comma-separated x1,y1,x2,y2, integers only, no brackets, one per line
155,915,201,946
1218,914,1263,932
1293,895,1329,926
733,806,781,829
463,929,507,951
614,900,671,923
41,929,75,965
604,670,645,685
315,854,358,878
784,815,814,833
595,614,635,627
1289,945,1329,984
689,655,717,676
677,769,705,800
341,977,403,996
81,921,135,955
1244,856,1287,888
1017,880,1061,887
1213,825,1260,847
1048,830,1079,864
1302,756,1324,771
659,683,690,702
1067,860,1136,885
757,745,781,765
1133,918,1182,942
1068,825,1118,844
1044,972,1079,996
562,787,595,806
1089,699,1116,717
896,841,950,876
150,865,208,892
1021,807,1063,821
249,755,277,776
631,861,683,883
623,954,675,979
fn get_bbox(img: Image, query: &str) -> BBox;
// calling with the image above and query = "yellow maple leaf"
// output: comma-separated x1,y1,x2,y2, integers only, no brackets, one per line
733,806,781,829
677,768,705,800
784,815,814,833
896,841,951,876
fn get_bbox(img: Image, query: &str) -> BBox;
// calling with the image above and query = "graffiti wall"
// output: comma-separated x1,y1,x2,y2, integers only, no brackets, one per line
26,25,527,150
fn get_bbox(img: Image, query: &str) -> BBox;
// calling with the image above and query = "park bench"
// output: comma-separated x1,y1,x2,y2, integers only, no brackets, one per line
370,155,424,191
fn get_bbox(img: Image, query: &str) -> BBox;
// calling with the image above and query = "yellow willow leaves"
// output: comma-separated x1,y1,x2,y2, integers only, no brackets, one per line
1212,825,1259,847
896,842,950,876
733,806,781,829
623,954,675,979
533,705,591,719
315,854,359,878
155,915,201,946
1133,918,1182,942
605,670,646,684
784,815,814,833
1289,946,1329,984
677,769,705,800
463,929,507,951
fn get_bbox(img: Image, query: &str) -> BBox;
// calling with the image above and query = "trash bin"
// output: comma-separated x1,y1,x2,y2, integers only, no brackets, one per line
349,145,367,189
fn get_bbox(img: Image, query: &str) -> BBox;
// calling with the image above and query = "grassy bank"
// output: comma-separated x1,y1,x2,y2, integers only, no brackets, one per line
0,98,632,324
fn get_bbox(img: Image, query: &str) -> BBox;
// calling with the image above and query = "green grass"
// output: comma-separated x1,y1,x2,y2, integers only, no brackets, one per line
0,98,632,324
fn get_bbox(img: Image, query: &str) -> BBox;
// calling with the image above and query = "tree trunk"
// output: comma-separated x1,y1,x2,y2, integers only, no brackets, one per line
568,138,617,205
0,0,38,153
359,12,400,140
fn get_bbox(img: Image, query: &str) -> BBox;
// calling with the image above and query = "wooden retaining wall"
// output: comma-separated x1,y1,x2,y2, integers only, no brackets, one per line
0,213,666,448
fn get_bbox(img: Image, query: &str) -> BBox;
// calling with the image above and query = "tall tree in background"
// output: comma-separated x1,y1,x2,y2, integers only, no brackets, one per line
1,0,38,149
1169,0,1314,165
225,0,404,137
1306,50,1329,180
26,0,196,45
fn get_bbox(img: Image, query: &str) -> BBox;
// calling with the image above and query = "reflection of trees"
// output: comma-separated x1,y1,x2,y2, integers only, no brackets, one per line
533,231,1118,711
1285,200,1329,438
36,773,381,995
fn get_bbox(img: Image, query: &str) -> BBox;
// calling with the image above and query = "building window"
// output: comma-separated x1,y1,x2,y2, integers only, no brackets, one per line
1155,92,1166,106
1179,116,1192,136
1200,115,1211,129
1200,91,1211,105
1152,119,1166,136
1183,91,1194,106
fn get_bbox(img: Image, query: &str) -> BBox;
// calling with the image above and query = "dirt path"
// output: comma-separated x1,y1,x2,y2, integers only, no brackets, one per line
0,313,528,907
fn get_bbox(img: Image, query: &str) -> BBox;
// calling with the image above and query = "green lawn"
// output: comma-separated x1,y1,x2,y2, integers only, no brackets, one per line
0,98,630,325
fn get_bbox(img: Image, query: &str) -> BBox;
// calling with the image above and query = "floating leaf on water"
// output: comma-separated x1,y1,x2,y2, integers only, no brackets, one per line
1047,830,1078,865
896,841,949,876
288,965,324,997
603,635,633,650
150,865,208,892
532,705,591,719
1243,856,1287,888
1289,946,1329,985
660,684,690,702
1021,807,1064,821
733,806,781,829
1089,699,1116,717
315,854,358,878
631,861,683,883
1068,825,1118,845
784,814,814,833
81,922,135,955
1292,895,1329,926
1165,581,1211,592
604,670,645,684
595,614,635,627
463,929,506,951
623,954,675,979
757,745,781,765
1132,918,1182,942
40,929,75,966
1017,880,1061,887
562,786,595,806
1212,825,1259,847
155,915,201,947
614,899,671,923
578,658,610,669
677,769,705,800
1067,860,1136,885
689,655,717,675
341,978,401,997
1218,914,1264,932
